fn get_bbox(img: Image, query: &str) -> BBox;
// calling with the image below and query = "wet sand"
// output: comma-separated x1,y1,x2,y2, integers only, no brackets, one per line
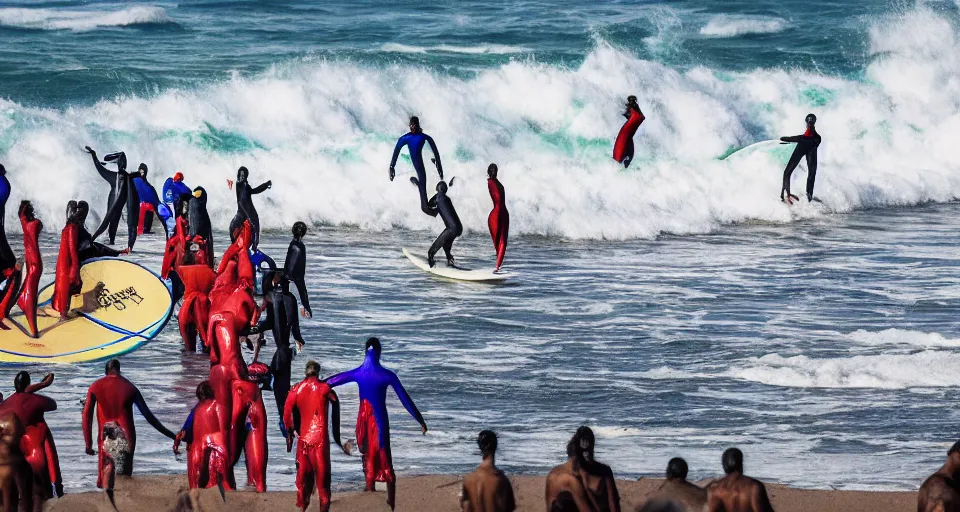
45,474,915,511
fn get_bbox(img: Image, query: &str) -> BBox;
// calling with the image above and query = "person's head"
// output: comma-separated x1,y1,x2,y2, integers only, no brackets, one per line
365,337,382,358
292,221,307,240
305,360,321,377
626,95,639,111
196,380,214,401
138,163,148,177
947,440,960,466
18,200,34,221
75,200,90,225
487,163,498,179
237,166,249,182
65,200,78,223
13,371,29,393
409,116,421,133
477,430,498,460
192,186,206,202
173,172,184,183
666,457,688,481
576,426,595,460
805,113,817,126
104,358,121,375
436,180,448,194
721,447,743,475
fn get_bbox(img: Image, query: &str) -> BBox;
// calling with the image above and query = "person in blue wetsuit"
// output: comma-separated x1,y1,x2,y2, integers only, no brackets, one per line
162,172,192,227
327,337,427,511
132,164,169,237
389,116,444,215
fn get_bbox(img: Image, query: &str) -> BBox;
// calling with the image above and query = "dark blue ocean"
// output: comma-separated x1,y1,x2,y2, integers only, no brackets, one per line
2,0,960,494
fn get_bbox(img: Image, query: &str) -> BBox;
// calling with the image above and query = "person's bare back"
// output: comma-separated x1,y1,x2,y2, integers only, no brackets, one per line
706,473,772,512
919,442,960,512
648,479,707,512
546,461,597,512
461,465,515,512
706,448,773,512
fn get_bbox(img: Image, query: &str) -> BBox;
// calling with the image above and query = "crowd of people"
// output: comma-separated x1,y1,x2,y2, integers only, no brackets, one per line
0,106,934,512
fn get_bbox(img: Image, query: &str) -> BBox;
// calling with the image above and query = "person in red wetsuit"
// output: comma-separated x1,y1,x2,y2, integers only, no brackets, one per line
174,381,232,493
178,243,217,353
284,360,347,512
82,359,176,487
0,371,62,501
612,95,645,169
16,201,42,338
327,338,428,510
486,164,510,273
161,202,190,303
51,201,81,320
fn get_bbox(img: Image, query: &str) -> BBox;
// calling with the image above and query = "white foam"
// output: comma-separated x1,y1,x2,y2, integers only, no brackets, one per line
2,7,960,239
380,43,531,54
848,328,960,348
0,5,173,32
700,15,788,37
731,351,960,388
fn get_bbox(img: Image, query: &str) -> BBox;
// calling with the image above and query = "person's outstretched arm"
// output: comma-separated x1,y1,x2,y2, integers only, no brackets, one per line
250,181,272,194
389,135,409,180
389,372,426,432
426,135,443,179
134,390,177,440
325,368,359,388
26,373,54,393
82,389,98,454
86,147,116,182
780,135,803,143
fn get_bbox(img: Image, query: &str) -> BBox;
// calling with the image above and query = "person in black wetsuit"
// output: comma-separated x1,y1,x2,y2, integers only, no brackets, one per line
188,187,214,267
86,147,124,245
76,201,127,262
89,150,141,251
227,166,271,251
283,221,312,319
426,181,463,268
780,113,822,204
258,270,305,431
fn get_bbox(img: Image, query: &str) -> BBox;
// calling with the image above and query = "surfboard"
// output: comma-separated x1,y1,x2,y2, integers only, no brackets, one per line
721,139,796,163
402,248,509,283
0,258,173,364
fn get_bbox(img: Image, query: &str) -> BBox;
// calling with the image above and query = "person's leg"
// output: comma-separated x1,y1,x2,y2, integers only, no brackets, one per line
805,151,818,201
781,151,803,201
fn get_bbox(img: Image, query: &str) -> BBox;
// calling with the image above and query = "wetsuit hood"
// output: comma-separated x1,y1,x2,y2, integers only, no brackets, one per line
18,200,34,221
237,166,249,182
103,152,127,172
75,201,90,226
65,200,78,224
805,113,817,126
292,221,307,240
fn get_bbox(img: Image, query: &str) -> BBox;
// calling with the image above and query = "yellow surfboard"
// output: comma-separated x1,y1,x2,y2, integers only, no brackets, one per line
0,258,172,364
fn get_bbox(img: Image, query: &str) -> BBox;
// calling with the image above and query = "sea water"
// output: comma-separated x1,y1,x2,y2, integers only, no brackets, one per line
2,0,960,493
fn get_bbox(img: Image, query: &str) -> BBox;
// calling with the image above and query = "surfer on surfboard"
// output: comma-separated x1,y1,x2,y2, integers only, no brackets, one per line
425,181,462,268
613,96,645,168
487,164,509,273
780,113,821,205
389,116,444,216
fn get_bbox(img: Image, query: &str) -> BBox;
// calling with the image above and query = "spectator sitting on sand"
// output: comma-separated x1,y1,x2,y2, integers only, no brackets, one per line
918,440,960,512
706,448,774,512
545,429,598,511
639,457,706,512
460,430,515,512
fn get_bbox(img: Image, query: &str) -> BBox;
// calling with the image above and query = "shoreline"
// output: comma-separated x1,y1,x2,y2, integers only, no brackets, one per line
46,474,917,512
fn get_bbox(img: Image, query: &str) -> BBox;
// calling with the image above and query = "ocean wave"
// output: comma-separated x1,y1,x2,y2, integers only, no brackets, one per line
847,328,960,348
380,43,531,54
0,5,174,32
699,15,788,37
1,7,959,239
730,351,960,389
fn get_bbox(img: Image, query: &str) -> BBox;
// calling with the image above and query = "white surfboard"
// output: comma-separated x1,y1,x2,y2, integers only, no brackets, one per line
402,248,509,283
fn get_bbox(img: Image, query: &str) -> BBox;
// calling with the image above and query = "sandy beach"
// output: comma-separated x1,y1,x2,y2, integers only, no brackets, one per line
46,474,915,512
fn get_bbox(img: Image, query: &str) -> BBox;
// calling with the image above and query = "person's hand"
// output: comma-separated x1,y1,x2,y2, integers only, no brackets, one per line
389,167,396,181
120,248,131,255
286,433,294,453
343,439,356,456
295,340,304,353
448,177,455,187
173,432,183,455
40,373,54,386
266,180,273,189
300,307,311,319
420,423,428,435
84,146,95,155
85,447,96,456
226,179,234,190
